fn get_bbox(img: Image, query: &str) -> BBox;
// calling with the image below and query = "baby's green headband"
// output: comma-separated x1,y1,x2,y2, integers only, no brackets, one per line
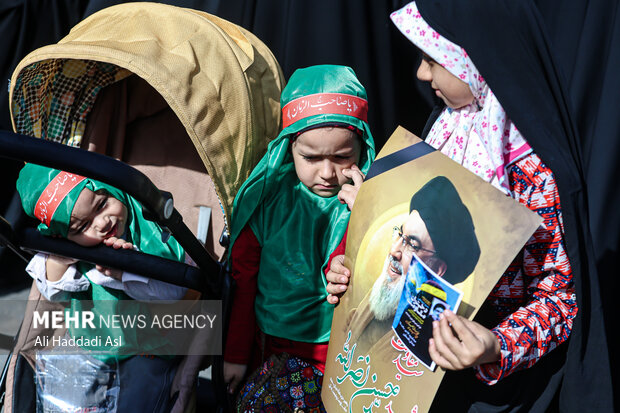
16,163,122,238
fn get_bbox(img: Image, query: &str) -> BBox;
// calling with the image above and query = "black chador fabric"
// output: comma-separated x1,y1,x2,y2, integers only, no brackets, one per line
535,2,620,278
414,0,613,411
535,1,620,403
214,0,432,148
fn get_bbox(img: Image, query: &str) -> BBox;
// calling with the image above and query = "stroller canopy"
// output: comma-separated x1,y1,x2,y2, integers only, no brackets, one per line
9,2,284,230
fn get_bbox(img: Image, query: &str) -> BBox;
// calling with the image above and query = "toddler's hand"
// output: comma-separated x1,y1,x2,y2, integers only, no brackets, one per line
338,165,365,210
95,265,123,280
325,254,351,305
102,237,134,250
223,361,247,394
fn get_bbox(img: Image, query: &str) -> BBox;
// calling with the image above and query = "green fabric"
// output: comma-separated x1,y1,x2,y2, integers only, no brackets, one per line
16,164,88,238
17,163,185,360
230,65,376,342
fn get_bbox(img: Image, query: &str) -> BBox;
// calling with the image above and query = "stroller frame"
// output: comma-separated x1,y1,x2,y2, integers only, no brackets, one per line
0,130,232,411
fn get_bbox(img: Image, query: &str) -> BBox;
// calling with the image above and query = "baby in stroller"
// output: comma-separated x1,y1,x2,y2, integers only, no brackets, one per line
17,163,188,301
16,163,188,412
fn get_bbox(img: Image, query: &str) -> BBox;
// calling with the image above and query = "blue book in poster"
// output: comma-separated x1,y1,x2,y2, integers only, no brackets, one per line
392,252,463,371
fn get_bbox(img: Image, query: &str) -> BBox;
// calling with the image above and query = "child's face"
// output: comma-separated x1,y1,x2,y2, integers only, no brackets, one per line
66,188,128,247
291,126,362,197
416,55,474,109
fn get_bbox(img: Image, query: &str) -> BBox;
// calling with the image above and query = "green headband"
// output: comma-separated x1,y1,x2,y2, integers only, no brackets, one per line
16,163,126,238
278,65,372,151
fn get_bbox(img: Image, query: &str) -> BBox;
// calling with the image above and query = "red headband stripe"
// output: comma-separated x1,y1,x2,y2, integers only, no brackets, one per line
282,93,368,129
34,172,86,226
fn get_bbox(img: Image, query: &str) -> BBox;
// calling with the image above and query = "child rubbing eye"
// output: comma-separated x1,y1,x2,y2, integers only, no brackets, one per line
223,65,376,411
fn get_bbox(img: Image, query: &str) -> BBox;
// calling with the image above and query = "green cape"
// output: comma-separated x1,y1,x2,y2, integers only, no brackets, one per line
230,65,376,342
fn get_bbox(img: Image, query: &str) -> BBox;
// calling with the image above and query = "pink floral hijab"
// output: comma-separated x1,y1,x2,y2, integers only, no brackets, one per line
391,2,532,194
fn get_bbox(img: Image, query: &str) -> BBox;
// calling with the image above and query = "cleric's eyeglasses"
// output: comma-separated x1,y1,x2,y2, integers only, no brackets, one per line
392,226,436,255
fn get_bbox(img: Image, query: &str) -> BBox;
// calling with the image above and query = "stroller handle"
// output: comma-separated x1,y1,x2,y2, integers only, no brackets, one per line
0,130,222,296
16,227,206,292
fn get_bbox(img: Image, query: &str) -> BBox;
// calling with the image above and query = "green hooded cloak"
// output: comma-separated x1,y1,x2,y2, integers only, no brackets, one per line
17,163,185,360
230,65,376,343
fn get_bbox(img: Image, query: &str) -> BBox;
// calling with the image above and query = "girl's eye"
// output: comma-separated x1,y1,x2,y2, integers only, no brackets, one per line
78,222,89,233
97,198,107,211
335,154,353,160
302,155,317,161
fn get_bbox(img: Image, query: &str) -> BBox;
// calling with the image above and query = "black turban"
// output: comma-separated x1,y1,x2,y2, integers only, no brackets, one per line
410,176,480,284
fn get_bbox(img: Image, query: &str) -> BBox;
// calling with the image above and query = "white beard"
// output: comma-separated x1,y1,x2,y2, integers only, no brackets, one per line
368,257,406,321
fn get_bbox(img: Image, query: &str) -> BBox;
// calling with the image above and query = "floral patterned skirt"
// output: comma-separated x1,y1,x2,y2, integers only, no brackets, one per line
236,353,326,413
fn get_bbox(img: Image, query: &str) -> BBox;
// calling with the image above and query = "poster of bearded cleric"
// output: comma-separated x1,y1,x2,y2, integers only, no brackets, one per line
322,126,542,413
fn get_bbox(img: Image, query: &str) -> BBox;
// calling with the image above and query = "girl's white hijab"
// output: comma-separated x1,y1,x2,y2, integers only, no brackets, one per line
391,2,532,194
